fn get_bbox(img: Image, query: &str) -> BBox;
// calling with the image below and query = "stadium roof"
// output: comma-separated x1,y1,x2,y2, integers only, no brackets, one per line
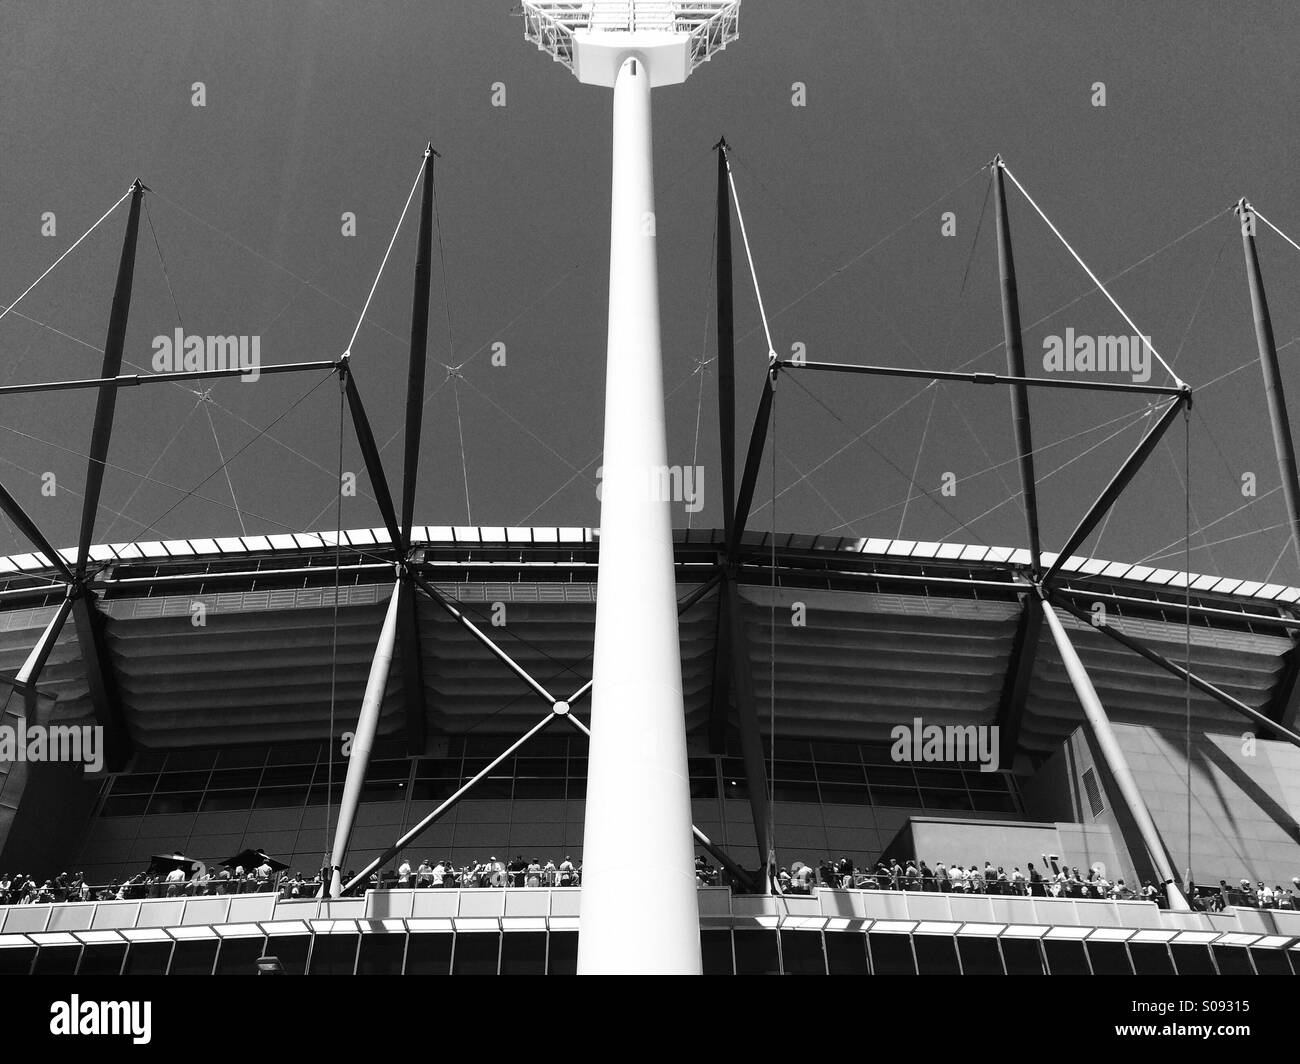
2,525,1296,760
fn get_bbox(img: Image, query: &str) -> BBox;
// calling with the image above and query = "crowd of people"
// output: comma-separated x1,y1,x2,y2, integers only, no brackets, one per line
774,855,1300,913
4,854,1299,911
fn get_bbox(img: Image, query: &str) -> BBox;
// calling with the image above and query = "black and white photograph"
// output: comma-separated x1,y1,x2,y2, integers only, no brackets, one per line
0,0,1298,1035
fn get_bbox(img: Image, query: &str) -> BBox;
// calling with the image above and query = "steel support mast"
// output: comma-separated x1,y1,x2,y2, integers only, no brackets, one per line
522,1,740,974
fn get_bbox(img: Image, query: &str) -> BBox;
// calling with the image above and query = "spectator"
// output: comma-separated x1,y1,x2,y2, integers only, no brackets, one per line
559,856,576,886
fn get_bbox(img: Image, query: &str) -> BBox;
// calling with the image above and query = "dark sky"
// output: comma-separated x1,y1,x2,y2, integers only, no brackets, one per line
2,1,1300,584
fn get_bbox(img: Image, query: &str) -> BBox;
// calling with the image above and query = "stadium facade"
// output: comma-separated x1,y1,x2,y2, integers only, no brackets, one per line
3,526,1300,973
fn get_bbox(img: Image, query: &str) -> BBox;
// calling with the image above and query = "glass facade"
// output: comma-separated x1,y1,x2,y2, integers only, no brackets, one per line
94,737,1021,819
3,929,1288,975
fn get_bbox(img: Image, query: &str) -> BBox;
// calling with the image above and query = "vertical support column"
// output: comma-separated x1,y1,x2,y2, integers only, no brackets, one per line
993,159,1042,573
328,579,403,897
579,54,701,975
1039,598,1189,911
1239,200,1300,574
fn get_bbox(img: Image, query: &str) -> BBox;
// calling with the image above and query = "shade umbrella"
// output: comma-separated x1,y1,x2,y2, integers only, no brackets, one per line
147,853,202,877
221,848,289,873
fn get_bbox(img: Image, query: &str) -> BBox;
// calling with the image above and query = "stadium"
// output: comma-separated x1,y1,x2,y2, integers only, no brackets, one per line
2,2,1300,976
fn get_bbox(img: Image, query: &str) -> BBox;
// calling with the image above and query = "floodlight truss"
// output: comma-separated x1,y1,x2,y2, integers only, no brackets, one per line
522,1,740,77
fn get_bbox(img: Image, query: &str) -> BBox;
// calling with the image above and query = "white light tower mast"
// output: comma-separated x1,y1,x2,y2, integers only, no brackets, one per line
522,0,740,974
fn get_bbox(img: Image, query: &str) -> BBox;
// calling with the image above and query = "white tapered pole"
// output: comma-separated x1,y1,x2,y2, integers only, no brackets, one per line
328,578,402,898
578,53,701,974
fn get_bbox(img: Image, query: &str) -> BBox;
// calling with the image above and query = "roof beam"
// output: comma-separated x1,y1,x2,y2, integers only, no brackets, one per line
775,359,1184,397
730,368,774,556
0,481,75,583
715,138,737,547
76,181,144,582
994,590,1043,766
69,592,131,771
993,159,1042,574
707,570,731,753
341,368,402,549
1265,641,1300,736
0,359,337,397
1041,394,1188,587
396,578,427,754
400,147,436,553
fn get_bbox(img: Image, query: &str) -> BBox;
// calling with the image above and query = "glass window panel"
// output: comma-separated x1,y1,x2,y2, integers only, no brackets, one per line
200,789,257,812
32,946,80,975
568,757,588,776
772,782,819,804
964,771,1009,792
416,758,461,779
860,744,898,766
771,760,816,781
360,781,407,803
733,930,780,975
825,932,869,974
367,759,411,782
868,933,916,975
566,778,586,800
1128,942,1175,975
547,932,578,975
100,794,150,817
111,773,158,795
780,931,825,975
513,778,567,800
78,943,126,975
499,932,547,975
864,766,916,787
214,936,267,975
816,763,866,785
956,936,1004,975
462,779,512,800
969,793,1018,814
818,782,870,805
690,778,719,800
720,757,746,778
1169,943,1215,975
701,931,733,975
306,784,345,807
1212,945,1254,975
169,939,218,975
404,933,452,975
147,792,203,814
867,786,921,807
516,758,566,777
207,767,264,789
1086,940,1133,975
912,767,965,788
1249,948,1291,975
123,942,172,975
913,934,961,975
154,770,212,792
356,933,406,975
999,938,1045,975
688,757,717,779
308,933,358,975
465,736,513,756
1043,939,1090,975
259,764,315,787
412,780,458,802
452,933,501,975
524,735,569,758
922,790,974,811
252,787,305,810
722,778,749,799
